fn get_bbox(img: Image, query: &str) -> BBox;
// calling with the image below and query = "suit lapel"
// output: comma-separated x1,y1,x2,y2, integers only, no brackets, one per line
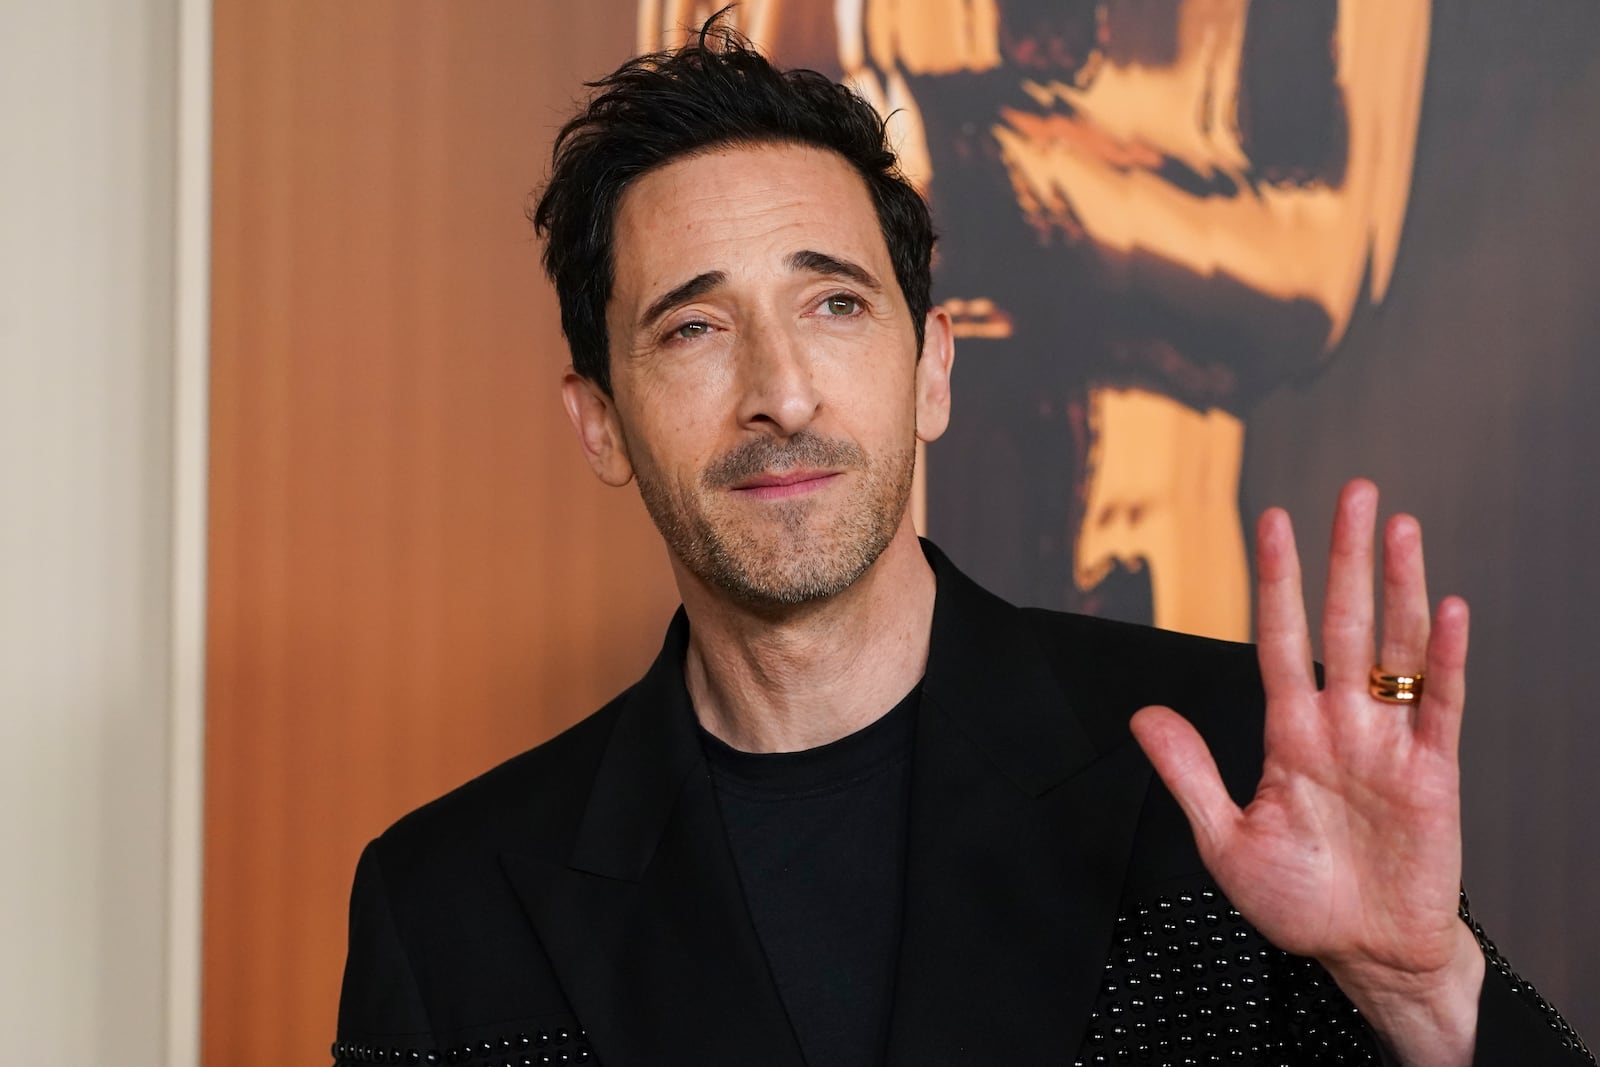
500,612,805,1067
885,547,1153,1063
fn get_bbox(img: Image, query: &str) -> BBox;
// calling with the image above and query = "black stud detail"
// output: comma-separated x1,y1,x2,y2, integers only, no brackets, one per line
330,1021,601,1066
1459,889,1593,1062
1080,885,1383,1063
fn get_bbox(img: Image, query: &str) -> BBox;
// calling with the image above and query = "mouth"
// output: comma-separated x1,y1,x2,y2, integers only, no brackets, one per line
729,469,840,501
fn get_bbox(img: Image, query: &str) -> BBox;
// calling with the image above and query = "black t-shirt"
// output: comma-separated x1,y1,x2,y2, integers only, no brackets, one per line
701,687,919,1067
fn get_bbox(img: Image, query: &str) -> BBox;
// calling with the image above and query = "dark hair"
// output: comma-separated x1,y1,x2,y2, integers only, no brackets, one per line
531,15,935,395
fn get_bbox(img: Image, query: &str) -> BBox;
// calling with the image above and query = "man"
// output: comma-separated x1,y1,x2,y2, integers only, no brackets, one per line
334,23,1590,1067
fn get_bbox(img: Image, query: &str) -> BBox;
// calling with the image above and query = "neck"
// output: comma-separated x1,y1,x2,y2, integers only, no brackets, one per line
677,519,936,753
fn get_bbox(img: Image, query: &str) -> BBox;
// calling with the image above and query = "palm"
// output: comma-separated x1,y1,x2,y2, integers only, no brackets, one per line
1132,479,1471,983
1210,681,1463,973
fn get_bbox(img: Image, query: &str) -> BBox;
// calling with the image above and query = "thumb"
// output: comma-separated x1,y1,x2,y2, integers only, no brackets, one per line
1130,705,1240,859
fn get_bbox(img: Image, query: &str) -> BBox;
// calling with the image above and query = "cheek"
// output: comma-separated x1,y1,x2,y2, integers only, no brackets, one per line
624,359,743,459
623,407,721,493
630,345,740,418
817,345,919,425
812,312,914,374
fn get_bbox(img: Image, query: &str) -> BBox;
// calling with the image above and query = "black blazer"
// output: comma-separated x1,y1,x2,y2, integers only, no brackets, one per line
336,544,1591,1065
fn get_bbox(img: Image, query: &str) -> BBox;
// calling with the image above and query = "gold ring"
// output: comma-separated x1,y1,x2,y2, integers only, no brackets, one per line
1368,665,1424,704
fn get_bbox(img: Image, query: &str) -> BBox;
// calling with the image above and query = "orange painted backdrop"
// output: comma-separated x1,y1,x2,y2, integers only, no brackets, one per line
201,4,666,1064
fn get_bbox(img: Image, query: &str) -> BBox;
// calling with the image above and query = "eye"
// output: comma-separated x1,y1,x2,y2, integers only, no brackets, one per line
820,294,862,316
671,320,712,341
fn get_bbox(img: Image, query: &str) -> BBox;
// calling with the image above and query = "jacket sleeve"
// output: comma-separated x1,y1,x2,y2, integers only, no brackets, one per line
332,840,436,1063
1464,893,1594,1065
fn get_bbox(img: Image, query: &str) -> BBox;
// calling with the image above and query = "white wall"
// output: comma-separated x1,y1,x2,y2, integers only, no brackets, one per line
0,2,200,1062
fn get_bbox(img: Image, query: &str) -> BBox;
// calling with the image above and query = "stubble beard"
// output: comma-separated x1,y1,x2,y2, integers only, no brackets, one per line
633,429,915,609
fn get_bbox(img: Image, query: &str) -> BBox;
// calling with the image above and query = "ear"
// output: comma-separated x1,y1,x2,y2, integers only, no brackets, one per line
913,305,955,444
561,369,635,487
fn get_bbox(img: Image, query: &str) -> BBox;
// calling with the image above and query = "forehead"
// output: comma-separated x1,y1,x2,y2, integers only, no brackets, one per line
609,142,891,308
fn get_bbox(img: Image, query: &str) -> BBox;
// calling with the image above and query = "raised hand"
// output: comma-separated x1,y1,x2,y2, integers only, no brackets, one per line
1130,479,1484,1067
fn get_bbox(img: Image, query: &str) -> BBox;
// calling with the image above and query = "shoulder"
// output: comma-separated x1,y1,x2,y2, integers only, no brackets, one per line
338,693,631,1049
1018,606,1266,749
925,540,1265,756
367,689,626,885
1007,607,1270,885
1006,605,1270,820
923,541,1270,796
1018,605,1259,675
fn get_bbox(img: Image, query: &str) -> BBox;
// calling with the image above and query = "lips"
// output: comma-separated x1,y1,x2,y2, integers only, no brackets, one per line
730,469,840,500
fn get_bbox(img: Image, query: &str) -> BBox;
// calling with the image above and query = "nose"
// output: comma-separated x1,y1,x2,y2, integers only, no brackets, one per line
734,318,821,437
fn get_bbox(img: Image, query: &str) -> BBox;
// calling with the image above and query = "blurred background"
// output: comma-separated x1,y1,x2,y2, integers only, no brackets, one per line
3,2,1596,1064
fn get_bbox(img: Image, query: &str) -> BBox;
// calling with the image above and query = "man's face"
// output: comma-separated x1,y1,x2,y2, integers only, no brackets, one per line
566,142,950,608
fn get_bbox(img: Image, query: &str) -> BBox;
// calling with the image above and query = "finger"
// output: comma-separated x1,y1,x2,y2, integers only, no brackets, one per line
1130,706,1241,859
1416,596,1470,754
1379,513,1431,676
1255,506,1316,703
1322,479,1379,691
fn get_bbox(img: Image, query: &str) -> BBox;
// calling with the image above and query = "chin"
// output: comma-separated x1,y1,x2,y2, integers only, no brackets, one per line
697,521,897,610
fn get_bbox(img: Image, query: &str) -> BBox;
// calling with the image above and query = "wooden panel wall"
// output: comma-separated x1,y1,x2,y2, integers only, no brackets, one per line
202,4,675,1064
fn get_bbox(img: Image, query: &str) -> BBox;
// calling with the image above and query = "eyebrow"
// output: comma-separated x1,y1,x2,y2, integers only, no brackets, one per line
638,270,727,332
786,249,883,292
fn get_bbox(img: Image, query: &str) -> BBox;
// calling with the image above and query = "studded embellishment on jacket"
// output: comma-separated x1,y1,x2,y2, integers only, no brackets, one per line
331,1025,596,1066
1072,885,1594,1066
